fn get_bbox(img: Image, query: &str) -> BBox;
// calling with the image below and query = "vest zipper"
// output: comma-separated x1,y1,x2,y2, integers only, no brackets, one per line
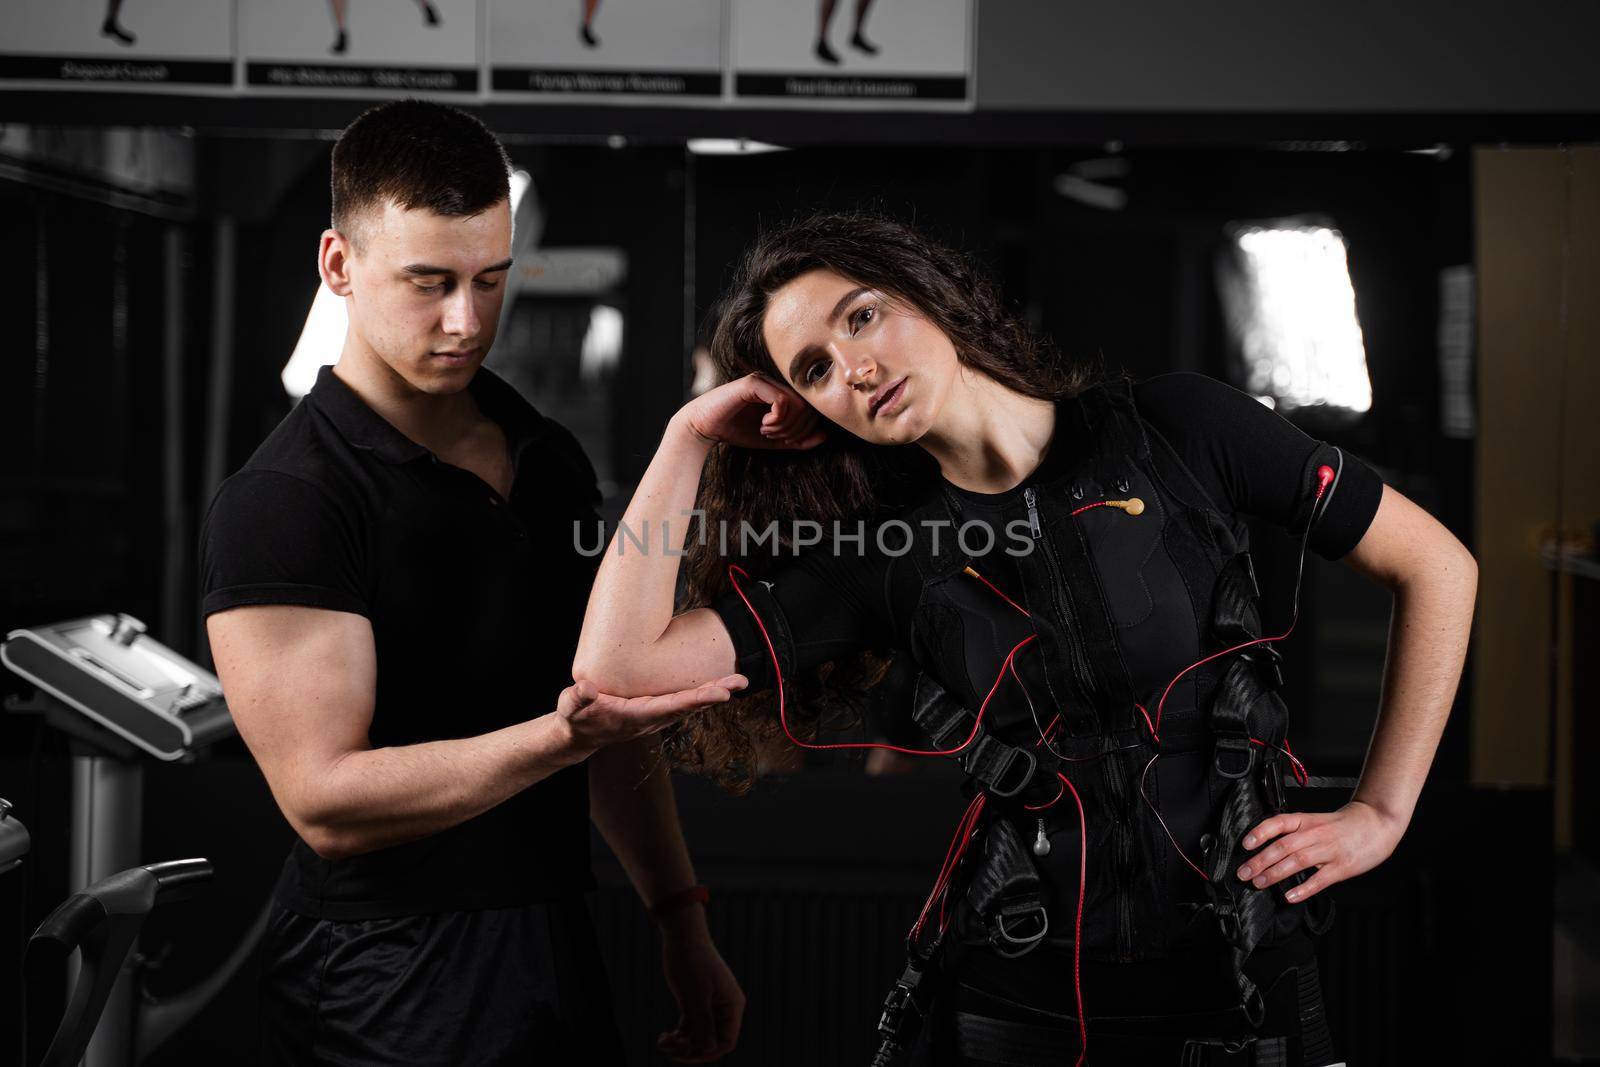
1105,753,1136,961
1024,486,1043,539
1024,486,1101,713
1027,483,1134,960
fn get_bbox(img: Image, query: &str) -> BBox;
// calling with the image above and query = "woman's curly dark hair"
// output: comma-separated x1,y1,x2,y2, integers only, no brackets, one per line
665,210,1093,793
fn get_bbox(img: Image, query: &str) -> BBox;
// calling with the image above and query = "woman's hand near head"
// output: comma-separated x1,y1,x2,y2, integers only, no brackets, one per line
674,372,826,451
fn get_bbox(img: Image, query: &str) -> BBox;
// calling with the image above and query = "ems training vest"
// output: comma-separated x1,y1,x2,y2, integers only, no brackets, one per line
898,379,1322,1024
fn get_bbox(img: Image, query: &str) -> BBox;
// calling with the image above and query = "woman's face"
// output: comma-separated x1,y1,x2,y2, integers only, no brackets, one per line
762,268,960,446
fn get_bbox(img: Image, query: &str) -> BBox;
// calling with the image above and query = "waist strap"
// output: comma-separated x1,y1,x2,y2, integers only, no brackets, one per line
951,1010,1080,1064
950,1010,1259,1064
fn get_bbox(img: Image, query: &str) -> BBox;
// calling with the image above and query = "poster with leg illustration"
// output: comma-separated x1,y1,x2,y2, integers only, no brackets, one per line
0,0,231,88
242,0,478,94
731,0,970,105
490,0,722,99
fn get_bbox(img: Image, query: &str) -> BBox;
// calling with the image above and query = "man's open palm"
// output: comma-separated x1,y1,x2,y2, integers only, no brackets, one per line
557,676,746,753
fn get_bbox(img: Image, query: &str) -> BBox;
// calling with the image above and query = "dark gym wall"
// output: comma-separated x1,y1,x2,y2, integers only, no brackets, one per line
0,175,221,1062
526,143,691,485
976,0,1600,113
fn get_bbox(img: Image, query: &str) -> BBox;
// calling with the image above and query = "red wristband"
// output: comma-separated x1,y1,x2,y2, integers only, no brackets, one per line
650,884,710,922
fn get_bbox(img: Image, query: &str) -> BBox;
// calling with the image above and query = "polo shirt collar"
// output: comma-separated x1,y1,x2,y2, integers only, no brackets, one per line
307,363,547,465
467,364,548,455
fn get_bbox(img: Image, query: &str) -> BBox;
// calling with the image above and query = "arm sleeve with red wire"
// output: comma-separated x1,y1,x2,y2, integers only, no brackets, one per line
708,536,911,695
1133,372,1383,560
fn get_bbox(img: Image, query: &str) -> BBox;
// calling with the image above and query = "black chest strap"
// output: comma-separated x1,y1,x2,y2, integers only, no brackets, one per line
1197,552,1302,1029
912,675,1061,805
910,675,1054,960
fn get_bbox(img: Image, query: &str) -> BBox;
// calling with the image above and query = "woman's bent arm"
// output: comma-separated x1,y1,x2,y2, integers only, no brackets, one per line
1237,483,1478,901
1338,484,1477,832
574,374,823,697
574,414,736,695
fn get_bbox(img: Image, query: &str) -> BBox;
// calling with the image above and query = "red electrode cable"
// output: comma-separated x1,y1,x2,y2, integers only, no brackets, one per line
727,564,1034,759
1056,770,1088,1067
958,468,1332,1050
1135,464,1333,876
730,558,1086,1061
728,467,1332,1065
1152,463,1336,736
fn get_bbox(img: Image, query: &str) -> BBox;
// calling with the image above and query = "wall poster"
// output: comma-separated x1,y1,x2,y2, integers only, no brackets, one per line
490,0,723,99
0,0,980,106
730,0,971,106
240,0,479,94
0,0,233,88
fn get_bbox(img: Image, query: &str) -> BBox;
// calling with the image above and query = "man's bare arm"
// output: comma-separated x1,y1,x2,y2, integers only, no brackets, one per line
208,603,742,861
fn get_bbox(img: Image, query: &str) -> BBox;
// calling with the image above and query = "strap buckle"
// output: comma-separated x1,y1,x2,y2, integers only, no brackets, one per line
1264,758,1286,812
1241,643,1284,689
1213,735,1255,780
876,957,932,1041
1214,900,1241,943
1239,552,1262,600
988,899,1050,958
963,738,1038,799
876,981,912,1039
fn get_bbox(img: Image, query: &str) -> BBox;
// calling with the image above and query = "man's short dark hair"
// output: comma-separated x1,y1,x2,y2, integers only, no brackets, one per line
331,99,511,248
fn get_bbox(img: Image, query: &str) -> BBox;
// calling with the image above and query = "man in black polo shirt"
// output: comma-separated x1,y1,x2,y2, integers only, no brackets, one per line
201,100,746,1065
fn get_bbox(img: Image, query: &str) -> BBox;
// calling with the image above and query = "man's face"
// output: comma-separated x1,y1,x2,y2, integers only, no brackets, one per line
330,198,513,395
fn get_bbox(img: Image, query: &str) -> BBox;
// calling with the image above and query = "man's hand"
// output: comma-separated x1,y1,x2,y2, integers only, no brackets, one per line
557,675,746,758
655,909,745,1063
1235,800,1406,903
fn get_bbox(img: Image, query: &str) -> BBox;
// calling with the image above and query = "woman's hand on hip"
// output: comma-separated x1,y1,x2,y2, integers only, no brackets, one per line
1234,800,1406,903
673,372,825,451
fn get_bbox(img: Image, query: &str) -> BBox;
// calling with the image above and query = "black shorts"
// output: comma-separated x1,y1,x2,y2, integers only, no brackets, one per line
259,896,625,1066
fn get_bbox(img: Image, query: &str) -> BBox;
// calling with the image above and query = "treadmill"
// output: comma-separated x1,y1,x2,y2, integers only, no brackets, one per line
4,614,265,1067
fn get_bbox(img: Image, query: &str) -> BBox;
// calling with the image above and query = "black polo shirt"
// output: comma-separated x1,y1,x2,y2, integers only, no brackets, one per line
200,364,600,920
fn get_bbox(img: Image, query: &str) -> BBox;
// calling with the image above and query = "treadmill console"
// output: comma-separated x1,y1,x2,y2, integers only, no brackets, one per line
2,614,234,761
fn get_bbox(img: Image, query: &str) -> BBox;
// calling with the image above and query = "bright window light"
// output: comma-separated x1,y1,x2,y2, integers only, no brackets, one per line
1219,220,1372,416
509,169,532,214
281,169,535,400
686,138,786,156
281,281,346,400
579,304,623,384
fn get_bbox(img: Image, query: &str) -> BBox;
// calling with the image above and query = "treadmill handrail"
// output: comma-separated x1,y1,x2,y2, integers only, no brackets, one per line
27,859,213,1067
0,798,28,873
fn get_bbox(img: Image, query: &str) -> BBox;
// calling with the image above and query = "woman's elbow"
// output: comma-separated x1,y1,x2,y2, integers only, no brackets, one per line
1398,538,1478,604
571,647,636,694
1438,534,1478,593
1456,545,1479,609
571,621,637,686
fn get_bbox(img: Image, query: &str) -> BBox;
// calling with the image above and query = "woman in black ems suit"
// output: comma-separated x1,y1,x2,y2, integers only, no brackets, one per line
573,212,1476,1065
